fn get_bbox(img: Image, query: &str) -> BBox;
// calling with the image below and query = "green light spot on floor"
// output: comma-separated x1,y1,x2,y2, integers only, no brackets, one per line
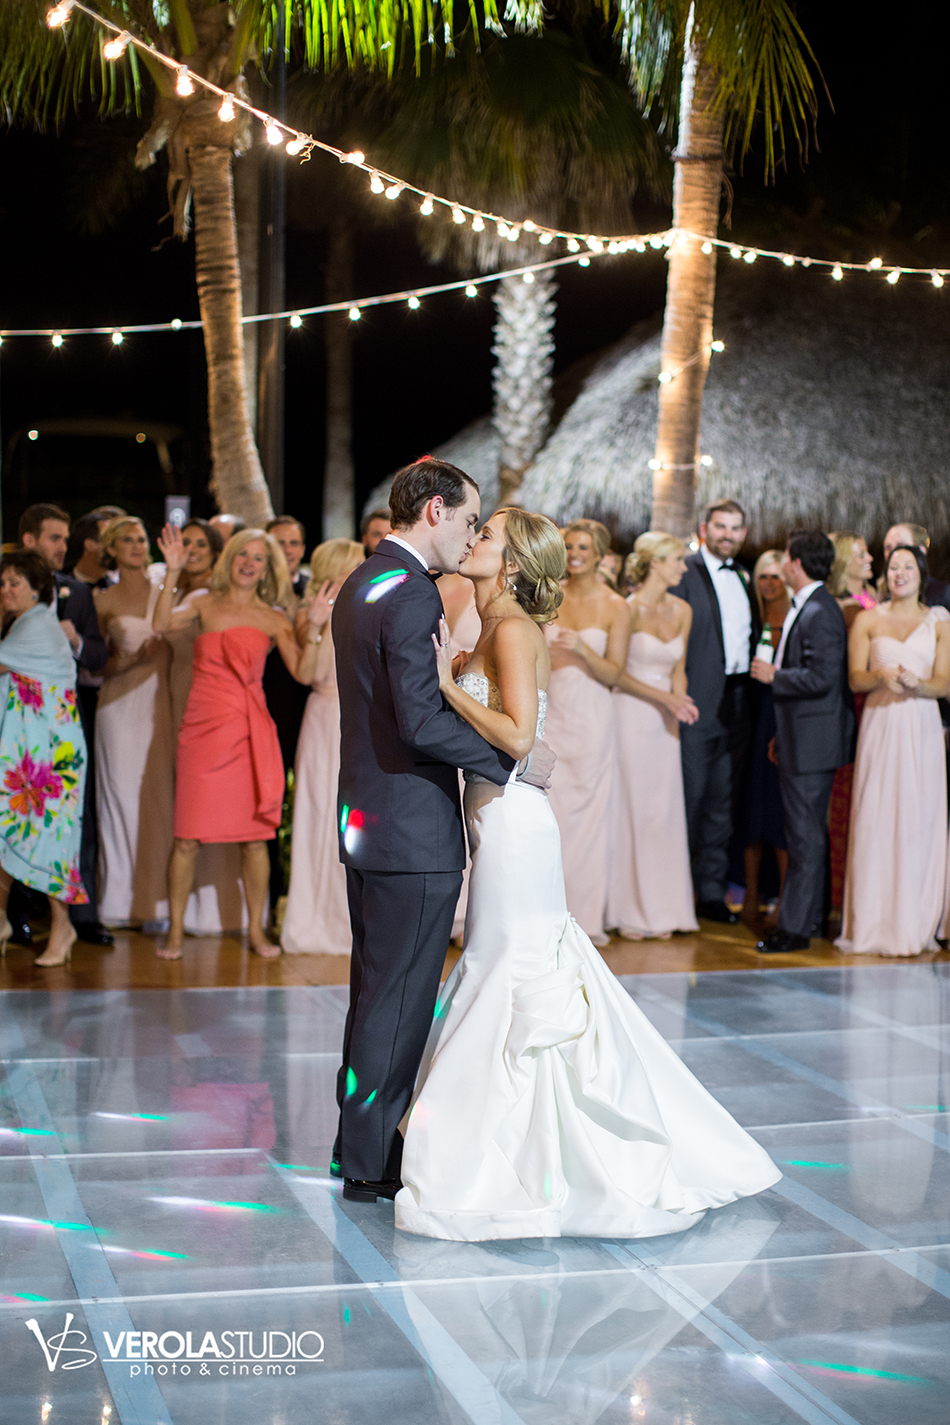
218,1201,278,1213
781,1160,847,1170
365,1090,376,1106
50,1221,91,1231
343,1306,351,1325
135,1113,168,1121
278,1163,317,1172
13,1127,56,1137
345,1067,358,1099
799,1360,927,1383
14,1292,49,1302
904,1105,946,1112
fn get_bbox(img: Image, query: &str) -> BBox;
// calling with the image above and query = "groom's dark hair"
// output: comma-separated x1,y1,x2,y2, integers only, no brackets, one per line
389,458,478,531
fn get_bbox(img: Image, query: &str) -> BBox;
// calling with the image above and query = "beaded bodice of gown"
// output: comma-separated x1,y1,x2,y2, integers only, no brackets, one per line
626,631,683,690
456,673,546,783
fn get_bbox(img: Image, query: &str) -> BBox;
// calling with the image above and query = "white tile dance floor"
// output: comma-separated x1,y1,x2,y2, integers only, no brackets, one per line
1,963,948,1424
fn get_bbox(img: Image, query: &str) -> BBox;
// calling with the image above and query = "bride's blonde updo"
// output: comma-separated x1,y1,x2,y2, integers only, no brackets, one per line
496,507,566,624
625,531,685,588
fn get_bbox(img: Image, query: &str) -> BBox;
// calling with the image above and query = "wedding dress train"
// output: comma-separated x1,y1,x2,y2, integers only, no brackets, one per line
395,675,780,1242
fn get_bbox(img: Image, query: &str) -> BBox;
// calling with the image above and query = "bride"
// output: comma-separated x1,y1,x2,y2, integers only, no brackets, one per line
394,508,780,1242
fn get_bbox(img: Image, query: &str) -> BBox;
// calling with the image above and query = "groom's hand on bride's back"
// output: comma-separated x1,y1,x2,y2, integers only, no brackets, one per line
517,738,556,791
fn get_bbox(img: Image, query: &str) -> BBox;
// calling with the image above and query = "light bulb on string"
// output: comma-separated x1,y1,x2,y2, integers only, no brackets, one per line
419,196,434,216
801,257,812,267
369,174,384,195
710,340,725,352
831,265,843,281
452,207,466,225
506,228,520,242
265,121,283,146
286,137,306,157
701,242,713,254
523,272,534,284
649,235,664,249
176,67,194,96
496,222,509,238
218,95,235,122
170,318,182,330
52,333,63,348
348,307,361,321
657,371,673,384
464,284,478,298
932,272,945,288
868,257,882,270
743,250,756,264
344,150,365,165
700,455,713,467
111,330,123,345
578,255,590,267
783,254,795,267
103,31,129,60
289,314,302,328
729,246,742,259
46,1,73,27
567,239,580,253
523,221,536,232
471,215,485,233
539,232,553,245
385,184,402,201
648,459,661,470
886,269,900,285
407,295,420,310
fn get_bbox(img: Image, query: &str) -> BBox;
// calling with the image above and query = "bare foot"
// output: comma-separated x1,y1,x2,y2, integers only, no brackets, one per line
156,943,183,961
249,938,281,959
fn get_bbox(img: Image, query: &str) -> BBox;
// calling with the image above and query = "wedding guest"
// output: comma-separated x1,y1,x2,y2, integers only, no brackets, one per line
361,508,392,558
742,551,791,926
752,531,853,954
836,545,950,956
829,532,877,626
0,551,88,966
266,517,308,590
153,526,304,960
545,518,631,945
18,504,111,947
597,548,623,591
606,533,698,940
64,506,126,587
678,500,760,924
282,539,364,956
882,523,950,612
95,516,175,929
210,513,246,545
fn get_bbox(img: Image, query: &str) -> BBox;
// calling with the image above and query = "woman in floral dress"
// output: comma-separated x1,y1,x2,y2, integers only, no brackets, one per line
0,551,87,966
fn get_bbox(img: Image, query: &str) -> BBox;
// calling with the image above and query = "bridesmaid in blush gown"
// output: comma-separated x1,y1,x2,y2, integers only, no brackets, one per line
281,539,364,956
152,525,312,960
94,516,175,929
544,519,631,945
607,533,699,940
836,544,950,957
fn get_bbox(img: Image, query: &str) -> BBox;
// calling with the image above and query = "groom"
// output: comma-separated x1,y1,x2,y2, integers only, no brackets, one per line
331,458,551,1202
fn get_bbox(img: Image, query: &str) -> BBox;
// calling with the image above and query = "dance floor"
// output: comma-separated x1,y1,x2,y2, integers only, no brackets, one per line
1,934,948,1424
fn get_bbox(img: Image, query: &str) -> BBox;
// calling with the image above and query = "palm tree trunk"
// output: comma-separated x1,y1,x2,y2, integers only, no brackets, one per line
189,143,274,526
651,12,724,536
493,270,557,508
323,216,356,538
233,145,261,436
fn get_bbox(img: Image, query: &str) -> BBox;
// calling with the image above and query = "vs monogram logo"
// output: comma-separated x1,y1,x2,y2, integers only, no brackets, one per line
26,1315,98,1371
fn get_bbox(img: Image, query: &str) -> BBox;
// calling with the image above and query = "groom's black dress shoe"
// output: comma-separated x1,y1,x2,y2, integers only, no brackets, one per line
756,931,810,954
74,923,114,947
696,899,740,925
8,917,33,946
343,1178,401,1203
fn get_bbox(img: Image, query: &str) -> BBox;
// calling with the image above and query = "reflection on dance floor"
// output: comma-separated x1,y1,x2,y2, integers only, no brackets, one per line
1,964,948,1424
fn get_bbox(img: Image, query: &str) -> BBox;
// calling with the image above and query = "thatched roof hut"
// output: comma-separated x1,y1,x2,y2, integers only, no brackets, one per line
369,262,950,558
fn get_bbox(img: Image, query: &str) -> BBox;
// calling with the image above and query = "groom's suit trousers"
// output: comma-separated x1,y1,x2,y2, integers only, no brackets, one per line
337,866,463,1183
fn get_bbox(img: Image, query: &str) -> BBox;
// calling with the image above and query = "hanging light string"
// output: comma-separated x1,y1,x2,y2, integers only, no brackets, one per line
45,3,950,286
0,250,601,342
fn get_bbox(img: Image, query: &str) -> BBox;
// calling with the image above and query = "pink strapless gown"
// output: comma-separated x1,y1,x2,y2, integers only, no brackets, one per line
606,632,698,938
836,608,950,956
544,626,612,945
175,628,283,843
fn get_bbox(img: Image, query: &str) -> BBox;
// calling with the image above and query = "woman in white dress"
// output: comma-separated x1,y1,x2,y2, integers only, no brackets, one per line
395,508,780,1242
544,520,631,945
94,516,174,928
606,533,699,940
281,539,364,956
836,544,950,957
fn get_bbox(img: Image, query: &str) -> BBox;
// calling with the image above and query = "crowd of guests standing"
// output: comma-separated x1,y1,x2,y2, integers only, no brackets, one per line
2,490,948,966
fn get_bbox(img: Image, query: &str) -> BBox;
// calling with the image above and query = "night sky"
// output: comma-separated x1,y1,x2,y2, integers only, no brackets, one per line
1,1,947,545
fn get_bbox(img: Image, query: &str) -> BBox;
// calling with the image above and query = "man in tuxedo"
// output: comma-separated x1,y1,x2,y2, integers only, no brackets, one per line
751,530,854,953
17,504,111,945
361,508,392,558
677,499,760,923
331,458,552,1203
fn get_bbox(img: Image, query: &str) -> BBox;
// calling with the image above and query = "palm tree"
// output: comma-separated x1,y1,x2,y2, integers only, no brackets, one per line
610,0,821,534
0,0,506,524
295,17,662,513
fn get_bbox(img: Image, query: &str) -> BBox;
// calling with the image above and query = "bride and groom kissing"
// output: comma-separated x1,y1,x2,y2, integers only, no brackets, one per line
331,457,779,1242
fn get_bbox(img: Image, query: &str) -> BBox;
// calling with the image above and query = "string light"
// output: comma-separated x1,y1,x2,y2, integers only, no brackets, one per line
730,246,742,259
369,174,385,195
523,272,534,284
175,67,194,97
289,314,302,328
701,242,713,254
285,136,306,157
51,334,63,347
710,339,725,351
385,183,403,200
46,1,73,27
868,258,883,270
465,284,478,297
742,250,756,264
344,150,365,166
102,30,129,59
578,256,590,266
932,272,945,288
831,265,843,281
471,215,485,233
217,95,235,122
264,120,283,146
452,207,466,225
348,308,361,321
419,196,434,216
111,330,123,345
886,269,900,285
539,232,553,245
783,254,795,266
657,371,673,384
407,295,420,309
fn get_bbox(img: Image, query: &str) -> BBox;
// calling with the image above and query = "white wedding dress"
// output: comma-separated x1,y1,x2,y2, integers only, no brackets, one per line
394,674,781,1242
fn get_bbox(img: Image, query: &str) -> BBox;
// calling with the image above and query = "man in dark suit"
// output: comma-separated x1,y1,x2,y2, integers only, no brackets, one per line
17,504,111,945
331,458,552,1203
677,499,760,923
751,530,854,953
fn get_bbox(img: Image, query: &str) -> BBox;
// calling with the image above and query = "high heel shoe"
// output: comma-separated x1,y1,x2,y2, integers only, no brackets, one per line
34,929,76,968
0,915,11,959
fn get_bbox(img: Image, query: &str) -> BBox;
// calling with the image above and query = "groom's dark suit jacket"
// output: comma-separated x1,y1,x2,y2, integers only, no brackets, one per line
332,538,513,873
772,584,854,773
678,550,760,735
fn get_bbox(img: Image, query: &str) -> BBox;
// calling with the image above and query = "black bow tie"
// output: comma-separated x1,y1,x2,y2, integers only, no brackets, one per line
427,570,441,583
719,559,736,571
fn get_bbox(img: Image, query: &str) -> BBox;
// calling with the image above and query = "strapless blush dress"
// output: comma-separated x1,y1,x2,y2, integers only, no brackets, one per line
174,628,284,843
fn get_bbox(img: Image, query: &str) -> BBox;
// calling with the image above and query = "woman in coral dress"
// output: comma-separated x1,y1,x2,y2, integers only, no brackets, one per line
153,525,311,960
0,552,88,966
544,520,630,945
281,539,364,956
606,533,698,940
836,544,950,957
94,516,175,929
